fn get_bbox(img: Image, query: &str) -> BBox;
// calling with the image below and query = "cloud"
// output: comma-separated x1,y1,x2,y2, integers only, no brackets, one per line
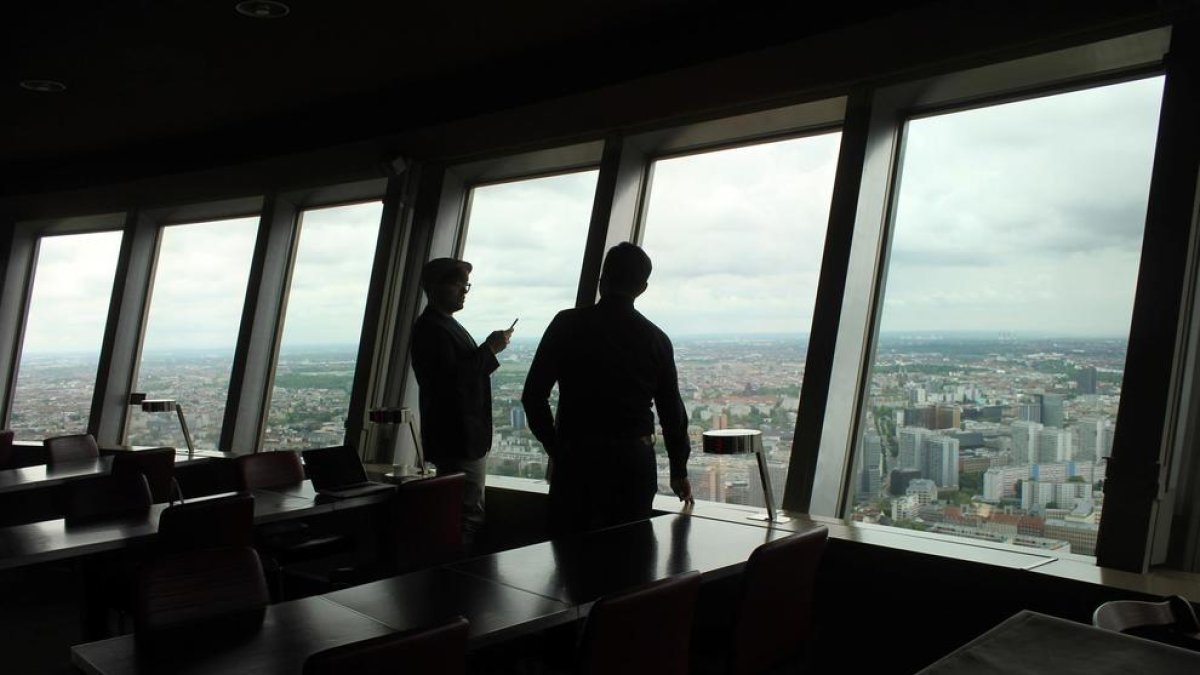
879,76,1162,335
20,76,1167,356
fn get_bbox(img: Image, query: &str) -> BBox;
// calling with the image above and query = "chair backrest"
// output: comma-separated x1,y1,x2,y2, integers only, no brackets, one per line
237,450,304,490
387,472,465,574
65,472,153,524
728,526,829,675
577,571,701,675
44,433,100,464
134,546,268,654
1094,595,1200,648
302,616,469,675
112,447,177,503
0,429,14,469
157,492,255,553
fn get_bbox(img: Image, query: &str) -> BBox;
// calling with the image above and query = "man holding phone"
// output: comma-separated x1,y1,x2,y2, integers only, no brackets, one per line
411,258,513,548
522,243,693,536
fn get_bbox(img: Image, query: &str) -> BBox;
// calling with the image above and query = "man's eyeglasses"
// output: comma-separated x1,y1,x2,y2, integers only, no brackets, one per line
461,282,472,292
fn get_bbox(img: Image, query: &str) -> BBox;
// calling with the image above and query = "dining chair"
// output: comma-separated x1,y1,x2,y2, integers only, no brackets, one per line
44,433,100,464
1094,595,1200,651
576,571,701,675
65,472,153,524
236,450,305,491
715,526,829,675
157,492,255,553
302,616,469,675
111,447,180,504
237,451,351,599
386,472,465,575
134,546,269,656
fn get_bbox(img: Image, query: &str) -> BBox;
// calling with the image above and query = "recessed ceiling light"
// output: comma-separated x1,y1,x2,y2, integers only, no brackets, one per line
235,0,290,19
19,79,67,93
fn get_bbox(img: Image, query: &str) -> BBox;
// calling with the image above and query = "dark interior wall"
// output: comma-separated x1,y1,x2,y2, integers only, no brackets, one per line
0,1,1172,222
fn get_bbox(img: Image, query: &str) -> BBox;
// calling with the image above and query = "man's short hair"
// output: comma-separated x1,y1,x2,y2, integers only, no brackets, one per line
421,258,472,292
600,243,652,297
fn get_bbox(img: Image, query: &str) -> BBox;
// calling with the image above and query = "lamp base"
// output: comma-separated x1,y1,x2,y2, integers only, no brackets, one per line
747,512,792,524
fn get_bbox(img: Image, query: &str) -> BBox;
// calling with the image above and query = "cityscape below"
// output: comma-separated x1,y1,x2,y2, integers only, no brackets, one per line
9,332,1121,557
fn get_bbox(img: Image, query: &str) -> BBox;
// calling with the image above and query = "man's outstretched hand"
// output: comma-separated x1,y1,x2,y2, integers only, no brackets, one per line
485,329,512,354
671,477,694,506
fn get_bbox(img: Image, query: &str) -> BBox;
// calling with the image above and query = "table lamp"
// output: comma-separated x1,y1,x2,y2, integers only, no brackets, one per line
136,396,196,460
702,428,790,524
368,407,426,476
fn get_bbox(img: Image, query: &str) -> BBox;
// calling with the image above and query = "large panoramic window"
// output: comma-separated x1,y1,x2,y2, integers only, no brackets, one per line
262,202,382,450
638,133,841,509
127,217,258,449
455,170,598,480
849,77,1165,556
9,231,123,440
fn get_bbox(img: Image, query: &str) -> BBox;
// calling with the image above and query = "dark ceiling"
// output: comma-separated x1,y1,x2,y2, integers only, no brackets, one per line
4,1,943,195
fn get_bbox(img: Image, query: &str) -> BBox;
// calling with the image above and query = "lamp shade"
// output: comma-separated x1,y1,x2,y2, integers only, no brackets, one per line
702,429,762,455
141,399,177,413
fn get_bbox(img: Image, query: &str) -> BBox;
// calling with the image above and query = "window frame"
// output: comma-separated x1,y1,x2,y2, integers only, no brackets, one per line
0,213,127,435
257,193,390,453
807,27,1181,573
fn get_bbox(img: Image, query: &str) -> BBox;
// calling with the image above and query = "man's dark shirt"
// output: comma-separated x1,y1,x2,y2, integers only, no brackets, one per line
521,295,690,478
411,307,498,463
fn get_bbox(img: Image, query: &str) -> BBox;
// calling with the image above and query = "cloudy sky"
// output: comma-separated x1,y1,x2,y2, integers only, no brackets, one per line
19,75,1165,357
878,75,1164,337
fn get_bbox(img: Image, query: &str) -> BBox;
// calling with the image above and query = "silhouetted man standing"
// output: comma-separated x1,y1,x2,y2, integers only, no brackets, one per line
522,243,693,536
412,258,512,547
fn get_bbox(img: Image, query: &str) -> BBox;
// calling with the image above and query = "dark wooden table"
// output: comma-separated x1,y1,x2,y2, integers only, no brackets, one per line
70,595,396,675
917,610,1200,674
69,513,800,674
324,566,574,649
0,482,387,571
0,457,113,495
449,513,798,610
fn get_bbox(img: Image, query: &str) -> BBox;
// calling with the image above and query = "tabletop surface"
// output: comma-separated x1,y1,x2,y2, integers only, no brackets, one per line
68,513,806,675
324,566,574,648
0,482,382,571
71,595,396,675
917,609,1200,674
0,456,113,494
449,513,799,606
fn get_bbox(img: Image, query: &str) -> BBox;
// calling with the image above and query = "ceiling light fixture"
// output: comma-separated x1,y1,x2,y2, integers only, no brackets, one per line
234,0,290,19
19,79,66,93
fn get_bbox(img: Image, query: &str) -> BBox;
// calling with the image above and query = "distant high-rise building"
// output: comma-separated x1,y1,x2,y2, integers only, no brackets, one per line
858,432,883,501
1021,480,1058,510
1018,404,1041,423
906,478,939,505
1075,367,1098,395
891,493,920,521
1038,393,1065,427
983,466,1030,502
1010,420,1042,464
935,404,962,430
1074,416,1110,461
903,406,937,429
922,435,960,488
1036,427,1072,463
897,427,929,470
889,469,923,497
509,406,526,430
